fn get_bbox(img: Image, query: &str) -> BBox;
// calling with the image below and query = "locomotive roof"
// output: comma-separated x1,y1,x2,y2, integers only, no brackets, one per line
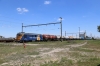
24,33,41,35
17,32,42,35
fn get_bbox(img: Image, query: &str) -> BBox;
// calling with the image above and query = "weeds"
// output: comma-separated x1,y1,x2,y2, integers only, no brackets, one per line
77,57,100,66
40,57,73,66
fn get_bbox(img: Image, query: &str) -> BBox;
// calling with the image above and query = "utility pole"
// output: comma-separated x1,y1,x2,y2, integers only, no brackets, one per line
60,17,62,42
22,23,23,32
90,33,92,38
94,35,95,38
22,23,25,48
76,34,77,38
85,30,86,39
79,27,80,39
65,31,66,36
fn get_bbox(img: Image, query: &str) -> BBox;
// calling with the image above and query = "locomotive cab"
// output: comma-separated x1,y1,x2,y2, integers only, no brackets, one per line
16,32,24,42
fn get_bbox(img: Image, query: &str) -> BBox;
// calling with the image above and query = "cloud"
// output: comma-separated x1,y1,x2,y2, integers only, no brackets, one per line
22,8,29,12
44,1,51,5
16,8,29,14
16,8,21,12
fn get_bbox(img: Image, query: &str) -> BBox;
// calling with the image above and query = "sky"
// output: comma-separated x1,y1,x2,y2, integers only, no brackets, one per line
0,0,100,38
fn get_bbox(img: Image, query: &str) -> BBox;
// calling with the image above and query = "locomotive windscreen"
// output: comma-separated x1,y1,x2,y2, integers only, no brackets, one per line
17,34,22,36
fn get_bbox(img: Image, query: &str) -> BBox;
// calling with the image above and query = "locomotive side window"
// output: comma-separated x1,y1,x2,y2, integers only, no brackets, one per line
31,35,34,38
29,35,33,38
31,35,33,37
32,35,34,37
35,35,37,37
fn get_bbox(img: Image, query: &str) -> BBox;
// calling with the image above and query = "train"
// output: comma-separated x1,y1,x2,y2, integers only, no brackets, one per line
0,32,93,43
15,32,93,42
15,32,67,42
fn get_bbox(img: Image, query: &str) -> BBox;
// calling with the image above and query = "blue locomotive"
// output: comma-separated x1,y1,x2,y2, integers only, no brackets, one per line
16,32,43,42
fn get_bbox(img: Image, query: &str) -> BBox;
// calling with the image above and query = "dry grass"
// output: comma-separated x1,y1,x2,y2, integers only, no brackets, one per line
0,40,100,66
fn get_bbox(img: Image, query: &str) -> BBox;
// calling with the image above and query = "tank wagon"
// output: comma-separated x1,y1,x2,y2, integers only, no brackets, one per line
42,34,49,41
0,38,15,42
49,35,57,41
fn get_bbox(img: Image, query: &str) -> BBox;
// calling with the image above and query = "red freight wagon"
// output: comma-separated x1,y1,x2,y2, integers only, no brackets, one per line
42,34,49,41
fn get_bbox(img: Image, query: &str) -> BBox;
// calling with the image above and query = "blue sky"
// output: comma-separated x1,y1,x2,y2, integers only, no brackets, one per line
0,0,100,38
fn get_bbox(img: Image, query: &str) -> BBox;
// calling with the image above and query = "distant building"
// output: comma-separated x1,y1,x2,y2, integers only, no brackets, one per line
79,32,86,39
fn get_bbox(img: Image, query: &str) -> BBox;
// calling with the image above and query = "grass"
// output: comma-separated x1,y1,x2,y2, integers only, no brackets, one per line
27,40,85,44
41,52,100,66
26,40,86,49
70,47,96,52
40,40,100,66
0,44,40,64
1,40,100,66
21,63,31,66
69,40,100,57
0,59,5,64
82,40,100,49
20,56,100,66
0,40,86,65
41,57,100,66
77,57,100,66
40,57,73,66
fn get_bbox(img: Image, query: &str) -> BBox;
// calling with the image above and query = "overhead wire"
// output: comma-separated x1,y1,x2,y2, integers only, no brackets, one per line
23,22,60,33
0,15,61,34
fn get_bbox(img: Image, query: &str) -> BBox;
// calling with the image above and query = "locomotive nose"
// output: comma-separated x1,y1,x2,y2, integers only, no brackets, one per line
16,33,23,42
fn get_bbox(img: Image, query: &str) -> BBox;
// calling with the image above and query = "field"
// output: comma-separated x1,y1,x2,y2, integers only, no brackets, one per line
0,40,100,66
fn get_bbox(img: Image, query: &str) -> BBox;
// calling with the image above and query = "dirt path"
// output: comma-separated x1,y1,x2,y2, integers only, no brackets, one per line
67,42,87,47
